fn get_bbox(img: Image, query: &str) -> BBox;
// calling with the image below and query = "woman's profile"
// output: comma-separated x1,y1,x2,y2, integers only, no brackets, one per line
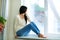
14,6,46,38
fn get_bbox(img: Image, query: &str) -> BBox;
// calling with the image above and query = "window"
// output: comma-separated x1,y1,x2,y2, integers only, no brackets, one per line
21,0,45,34
21,0,60,35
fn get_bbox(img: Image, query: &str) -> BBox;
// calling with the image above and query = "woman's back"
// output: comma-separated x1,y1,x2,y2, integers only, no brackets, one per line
14,14,26,32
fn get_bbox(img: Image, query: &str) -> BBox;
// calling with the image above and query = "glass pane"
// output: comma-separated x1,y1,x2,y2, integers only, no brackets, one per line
48,3,57,33
53,0,60,33
48,0,60,34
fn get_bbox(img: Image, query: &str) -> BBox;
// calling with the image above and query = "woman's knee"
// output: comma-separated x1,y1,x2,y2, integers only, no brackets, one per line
26,24,32,28
30,22,35,25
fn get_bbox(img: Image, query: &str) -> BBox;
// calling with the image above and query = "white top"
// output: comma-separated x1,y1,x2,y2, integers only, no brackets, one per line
14,15,26,32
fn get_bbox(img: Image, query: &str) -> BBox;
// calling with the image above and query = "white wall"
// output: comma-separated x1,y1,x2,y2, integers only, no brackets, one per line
4,0,24,40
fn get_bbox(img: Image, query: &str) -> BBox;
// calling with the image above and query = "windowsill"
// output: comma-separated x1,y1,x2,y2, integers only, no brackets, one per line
17,34,47,40
16,34,60,39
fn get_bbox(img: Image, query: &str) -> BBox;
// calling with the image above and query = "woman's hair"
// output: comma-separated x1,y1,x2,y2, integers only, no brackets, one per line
19,6,27,23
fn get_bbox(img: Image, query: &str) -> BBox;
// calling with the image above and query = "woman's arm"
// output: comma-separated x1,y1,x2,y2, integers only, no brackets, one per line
27,17,31,22
26,14,31,22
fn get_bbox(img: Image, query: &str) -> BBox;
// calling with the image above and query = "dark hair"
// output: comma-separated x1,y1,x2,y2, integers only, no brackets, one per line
19,6,27,23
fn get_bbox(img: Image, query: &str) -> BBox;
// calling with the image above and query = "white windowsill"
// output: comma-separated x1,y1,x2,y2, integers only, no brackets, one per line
16,34,60,40
17,34,46,40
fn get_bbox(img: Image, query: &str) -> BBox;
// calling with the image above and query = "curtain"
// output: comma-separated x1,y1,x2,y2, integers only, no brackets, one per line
0,0,2,16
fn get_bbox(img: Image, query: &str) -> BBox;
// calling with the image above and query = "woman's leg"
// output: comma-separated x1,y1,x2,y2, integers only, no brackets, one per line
30,22,40,35
16,24,31,36
16,22,46,38
16,22,40,36
31,22,40,31
30,22,46,38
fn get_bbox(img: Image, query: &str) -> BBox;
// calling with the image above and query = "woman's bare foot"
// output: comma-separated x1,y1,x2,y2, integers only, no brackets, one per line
38,34,46,38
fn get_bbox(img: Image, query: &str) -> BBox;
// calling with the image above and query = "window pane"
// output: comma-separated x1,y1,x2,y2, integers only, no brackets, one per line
48,0,60,34
52,0,60,33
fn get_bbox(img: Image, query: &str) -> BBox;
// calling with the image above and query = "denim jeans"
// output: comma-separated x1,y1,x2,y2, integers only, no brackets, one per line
16,22,40,36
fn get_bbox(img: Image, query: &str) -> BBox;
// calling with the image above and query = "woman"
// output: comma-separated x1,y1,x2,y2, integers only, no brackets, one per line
15,6,46,38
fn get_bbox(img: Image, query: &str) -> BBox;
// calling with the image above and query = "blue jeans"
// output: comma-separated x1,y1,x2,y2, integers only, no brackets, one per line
16,22,40,36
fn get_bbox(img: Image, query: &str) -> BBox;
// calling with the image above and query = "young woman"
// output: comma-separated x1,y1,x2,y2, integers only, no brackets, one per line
14,6,46,38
